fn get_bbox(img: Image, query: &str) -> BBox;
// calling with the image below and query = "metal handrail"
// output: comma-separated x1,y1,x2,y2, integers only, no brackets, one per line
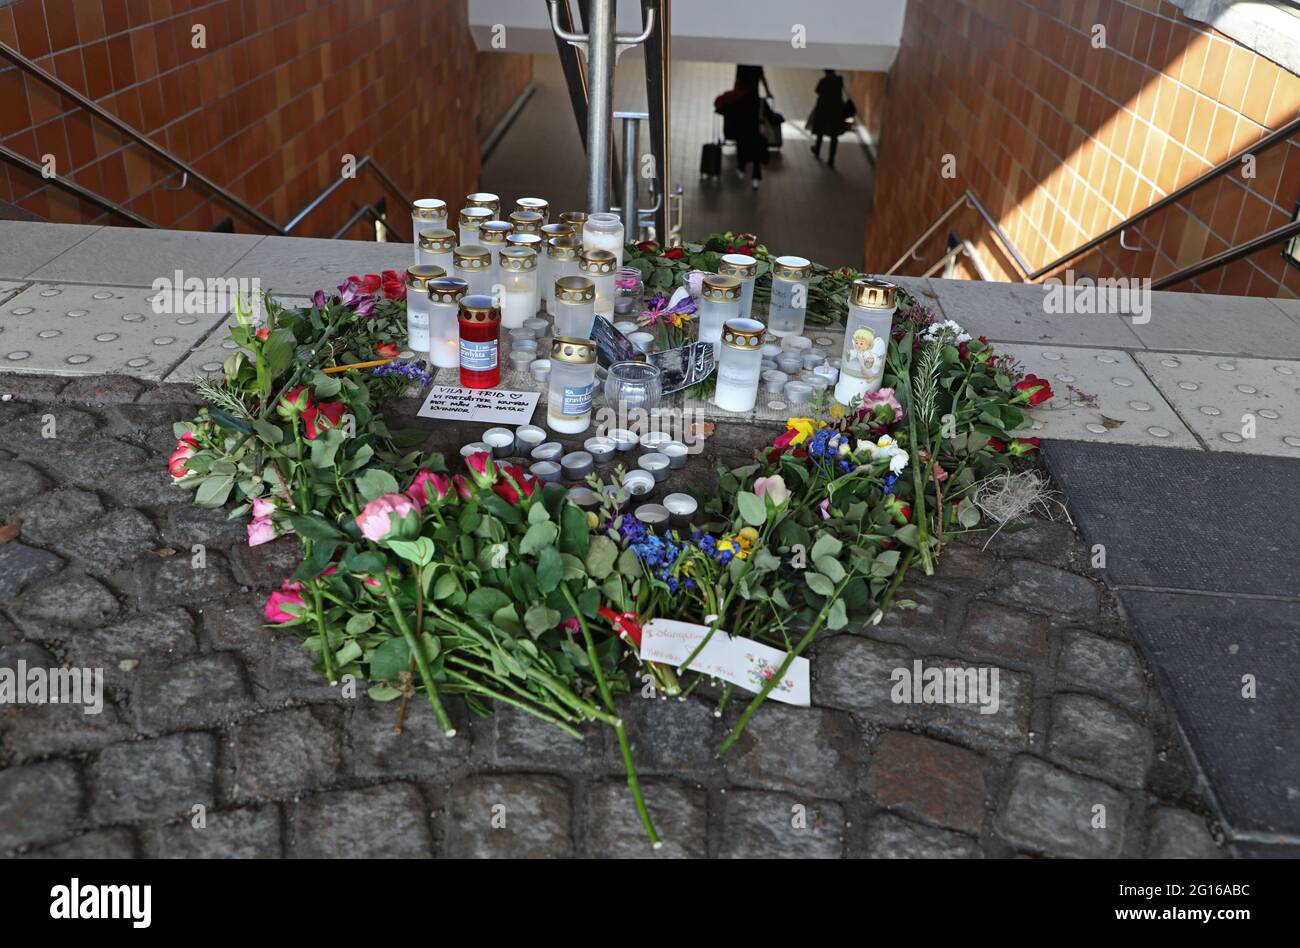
1153,217,1300,290
284,155,412,235
0,143,156,228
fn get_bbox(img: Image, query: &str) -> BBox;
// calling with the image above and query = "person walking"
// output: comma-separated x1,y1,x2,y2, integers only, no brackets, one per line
809,69,849,168
731,71,767,190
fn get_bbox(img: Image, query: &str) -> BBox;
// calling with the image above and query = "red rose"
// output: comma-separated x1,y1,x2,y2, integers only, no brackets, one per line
375,342,400,359
894,504,912,526
167,437,197,481
381,269,406,300
1014,374,1054,406
1008,437,1041,457
302,402,346,440
492,464,538,505
350,274,383,294
637,240,659,252
255,327,269,341
277,386,313,418
987,437,1008,453
662,247,685,260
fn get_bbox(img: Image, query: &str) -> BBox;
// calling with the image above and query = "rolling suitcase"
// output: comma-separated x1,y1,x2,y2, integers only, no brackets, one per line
700,141,722,180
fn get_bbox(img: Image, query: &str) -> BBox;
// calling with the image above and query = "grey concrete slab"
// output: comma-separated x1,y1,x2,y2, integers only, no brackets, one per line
0,283,226,381
1118,589,1300,837
927,278,1147,348
226,235,412,298
0,222,103,279
1268,296,1300,333
1135,352,1300,457
163,296,311,383
998,343,1199,449
28,225,265,286
0,281,28,306
1129,290,1300,358
1042,440,1300,598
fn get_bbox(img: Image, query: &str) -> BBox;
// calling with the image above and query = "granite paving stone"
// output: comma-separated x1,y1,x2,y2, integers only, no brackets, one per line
867,730,990,834
813,634,919,727
0,760,84,852
996,757,1131,858
585,778,709,859
145,806,282,859
89,733,217,824
223,707,343,802
12,574,121,628
291,783,432,858
224,235,410,298
27,828,138,859
861,813,983,858
927,279,1147,348
957,601,1050,666
1145,806,1223,859
346,698,472,779
925,661,1034,753
722,704,860,798
1131,290,1300,358
0,541,65,598
993,559,1101,618
132,652,253,734
717,790,845,859
1046,693,1152,789
1056,631,1147,710
441,774,573,859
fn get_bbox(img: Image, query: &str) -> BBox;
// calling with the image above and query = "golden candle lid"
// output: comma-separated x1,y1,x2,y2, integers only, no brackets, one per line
499,245,538,272
719,253,758,278
453,244,491,269
507,233,542,249
541,222,574,241
418,227,456,252
508,210,544,234
554,275,595,303
465,192,499,211
773,255,812,280
478,220,514,245
559,211,588,234
458,206,492,228
702,274,742,302
551,335,596,365
547,236,579,260
516,196,549,216
852,276,898,310
412,198,447,222
406,264,446,290
458,294,500,323
722,317,766,350
428,276,469,304
578,248,617,274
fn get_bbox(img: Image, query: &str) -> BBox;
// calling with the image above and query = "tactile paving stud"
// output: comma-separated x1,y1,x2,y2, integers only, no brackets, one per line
163,296,311,383
1135,352,1300,457
994,344,1198,449
0,283,229,381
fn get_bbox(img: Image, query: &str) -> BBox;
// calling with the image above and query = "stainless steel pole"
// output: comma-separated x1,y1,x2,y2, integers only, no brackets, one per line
621,115,641,240
585,0,616,213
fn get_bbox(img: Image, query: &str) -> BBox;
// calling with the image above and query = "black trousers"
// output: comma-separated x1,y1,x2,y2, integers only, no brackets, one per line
814,134,839,164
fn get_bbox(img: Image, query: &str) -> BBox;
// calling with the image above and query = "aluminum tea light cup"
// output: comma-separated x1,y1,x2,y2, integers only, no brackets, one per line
639,431,671,454
784,380,813,408
663,492,698,528
460,441,491,458
510,336,539,352
531,441,564,462
776,352,803,374
514,425,547,454
560,451,594,480
662,440,689,469
483,427,515,458
523,317,549,334
622,469,655,496
638,452,670,482
762,369,789,395
634,504,670,527
609,428,639,452
584,436,616,463
801,348,827,370
628,331,655,353
529,460,561,483
529,359,552,383
566,486,601,511
614,320,639,335
781,335,813,355
508,349,535,372
509,327,538,342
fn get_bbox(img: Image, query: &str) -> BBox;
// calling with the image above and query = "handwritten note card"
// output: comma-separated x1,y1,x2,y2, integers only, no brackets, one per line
639,619,811,706
416,386,539,426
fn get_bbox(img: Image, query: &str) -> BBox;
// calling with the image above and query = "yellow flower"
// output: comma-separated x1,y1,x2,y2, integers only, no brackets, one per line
716,538,737,555
586,512,599,530
738,527,760,545
828,402,846,422
785,417,823,445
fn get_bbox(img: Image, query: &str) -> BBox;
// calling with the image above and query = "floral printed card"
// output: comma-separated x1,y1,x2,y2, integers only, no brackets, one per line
639,619,811,706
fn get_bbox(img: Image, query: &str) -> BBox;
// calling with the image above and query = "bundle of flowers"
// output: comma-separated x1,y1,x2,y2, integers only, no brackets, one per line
168,264,1051,847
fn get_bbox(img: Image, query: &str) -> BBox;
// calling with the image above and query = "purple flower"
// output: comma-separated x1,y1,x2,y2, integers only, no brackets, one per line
312,289,327,310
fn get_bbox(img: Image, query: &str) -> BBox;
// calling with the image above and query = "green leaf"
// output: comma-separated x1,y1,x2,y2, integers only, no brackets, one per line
345,612,376,636
356,468,400,502
524,604,561,636
263,327,297,377
536,545,563,593
251,419,284,445
871,549,902,577
387,537,435,566
519,521,558,556
309,428,344,468
369,638,410,681
492,604,522,637
826,597,848,631
432,573,460,600
527,502,550,524
559,503,590,558
811,533,843,560
737,490,766,526
288,513,345,541
194,474,235,508
814,556,847,583
893,524,920,548
368,684,402,701
479,493,523,524
804,571,836,597
467,587,512,620
585,535,619,579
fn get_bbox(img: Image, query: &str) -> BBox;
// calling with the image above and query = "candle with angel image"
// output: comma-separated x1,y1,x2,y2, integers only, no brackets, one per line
835,277,899,406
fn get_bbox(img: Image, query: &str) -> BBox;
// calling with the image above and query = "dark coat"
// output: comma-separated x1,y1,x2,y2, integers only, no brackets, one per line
809,74,846,138
730,89,768,165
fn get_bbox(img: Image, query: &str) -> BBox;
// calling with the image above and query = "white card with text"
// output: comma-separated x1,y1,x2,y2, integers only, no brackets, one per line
639,619,811,706
416,386,539,426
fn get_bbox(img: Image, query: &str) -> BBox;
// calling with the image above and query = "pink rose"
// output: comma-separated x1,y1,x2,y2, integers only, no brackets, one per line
355,492,416,542
251,497,276,519
464,450,496,488
321,564,382,588
753,474,791,507
264,581,305,623
167,438,196,481
247,517,278,547
406,469,451,508
452,475,473,500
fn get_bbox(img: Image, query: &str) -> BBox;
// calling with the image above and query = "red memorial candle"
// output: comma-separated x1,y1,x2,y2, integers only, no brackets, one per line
458,294,501,389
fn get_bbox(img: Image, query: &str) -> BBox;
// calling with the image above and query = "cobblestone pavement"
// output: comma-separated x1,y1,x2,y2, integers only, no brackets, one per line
0,375,1225,859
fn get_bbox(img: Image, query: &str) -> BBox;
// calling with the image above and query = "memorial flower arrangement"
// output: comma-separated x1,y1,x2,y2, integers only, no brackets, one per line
169,259,1049,846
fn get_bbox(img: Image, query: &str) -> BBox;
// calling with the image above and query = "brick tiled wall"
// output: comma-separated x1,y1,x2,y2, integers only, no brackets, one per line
864,0,1300,298
0,0,531,238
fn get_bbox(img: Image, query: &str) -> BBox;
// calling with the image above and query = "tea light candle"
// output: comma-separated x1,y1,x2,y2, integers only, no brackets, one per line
412,199,448,264
584,436,616,463
458,206,492,246
509,327,537,342
768,256,812,337
508,349,535,373
523,317,549,334
427,276,469,369
776,352,803,375
613,321,639,335
634,504,670,527
761,342,782,361
529,359,552,383
460,441,491,458
530,460,561,483
622,469,655,496
663,492,698,527
583,211,625,269
802,348,827,371
814,361,839,386
458,294,500,389
453,245,492,296
806,373,832,394
567,486,601,511
578,248,618,318
781,334,812,354
511,337,539,352
531,441,564,462
553,276,596,339
547,336,597,435
609,428,639,452
716,318,766,413
662,440,689,469
639,431,671,453
417,227,456,274
498,245,539,329
515,425,547,455
762,369,789,395
628,331,655,353
483,427,515,458
561,451,594,480
638,452,670,482
784,379,813,407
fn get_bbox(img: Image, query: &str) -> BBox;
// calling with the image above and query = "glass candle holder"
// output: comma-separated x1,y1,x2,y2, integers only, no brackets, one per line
417,227,456,274
515,197,550,223
478,220,514,297
698,274,742,356
404,265,444,353
453,245,492,296
719,253,758,319
498,245,539,329
458,294,500,389
559,210,588,239
465,192,500,218
768,256,812,337
545,237,581,317
715,318,766,413
836,277,898,405
604,361,662,415
507,234,542,255
411,199,447,264
458,206,492,246
509,210,544,235
583,212,624,269
547,336,598,434
579,249,618,318
615,267,644,317
427,276,469,369
553,276,596,339
538,224,573,309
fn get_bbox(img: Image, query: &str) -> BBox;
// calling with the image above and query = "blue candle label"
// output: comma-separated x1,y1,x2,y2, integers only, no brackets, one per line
559,382,594,417
460,338,498,371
